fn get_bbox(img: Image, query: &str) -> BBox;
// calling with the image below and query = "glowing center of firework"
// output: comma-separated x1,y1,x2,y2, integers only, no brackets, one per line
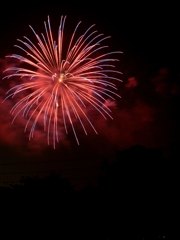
58,73,65,83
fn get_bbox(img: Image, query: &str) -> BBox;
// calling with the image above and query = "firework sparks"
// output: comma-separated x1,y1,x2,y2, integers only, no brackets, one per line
2,16,122,148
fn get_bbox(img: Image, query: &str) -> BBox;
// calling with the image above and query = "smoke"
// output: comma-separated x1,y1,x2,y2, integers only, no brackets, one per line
125,77,138,88
0,57,180,159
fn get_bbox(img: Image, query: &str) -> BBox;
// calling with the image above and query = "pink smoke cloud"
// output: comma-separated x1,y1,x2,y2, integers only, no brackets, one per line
125,77,138,88
0,57,179,158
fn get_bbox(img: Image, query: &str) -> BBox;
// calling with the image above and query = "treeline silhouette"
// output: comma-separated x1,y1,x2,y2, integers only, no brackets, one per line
1,145,179,240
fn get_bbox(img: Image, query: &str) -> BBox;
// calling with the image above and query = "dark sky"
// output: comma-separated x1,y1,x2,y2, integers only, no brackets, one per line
0,1,179,189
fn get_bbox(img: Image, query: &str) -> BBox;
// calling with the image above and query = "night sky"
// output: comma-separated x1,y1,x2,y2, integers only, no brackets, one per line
0,1,180,238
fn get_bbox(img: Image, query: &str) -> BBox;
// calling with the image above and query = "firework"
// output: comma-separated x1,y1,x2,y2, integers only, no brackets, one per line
3,16,122,148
